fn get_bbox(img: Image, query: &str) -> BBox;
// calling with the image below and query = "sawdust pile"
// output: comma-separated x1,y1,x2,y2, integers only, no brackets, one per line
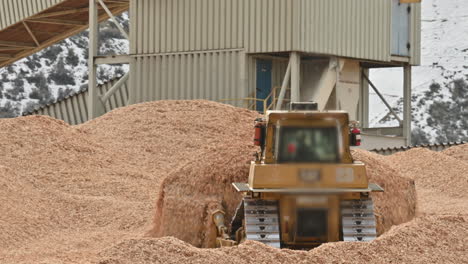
385,147,468,215
99,215,467,264
352,150,416,235
149,146,253,248
0,101,466,264
0,101,258,263
442,144,468,162
150,148,417,247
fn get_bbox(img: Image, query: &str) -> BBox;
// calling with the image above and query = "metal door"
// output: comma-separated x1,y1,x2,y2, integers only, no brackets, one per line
256,60,272,112
391,0,411,56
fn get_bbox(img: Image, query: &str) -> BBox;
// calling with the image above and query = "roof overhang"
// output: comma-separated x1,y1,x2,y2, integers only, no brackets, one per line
0,0,129,68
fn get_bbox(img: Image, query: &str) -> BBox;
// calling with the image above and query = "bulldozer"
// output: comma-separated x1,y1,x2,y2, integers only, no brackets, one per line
212,102,383,249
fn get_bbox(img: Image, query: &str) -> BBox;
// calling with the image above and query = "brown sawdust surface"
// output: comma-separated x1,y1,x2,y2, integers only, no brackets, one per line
351,150,416,234
385,148,468,215
149,147,417,248
442,144,468,162
0,100,466,264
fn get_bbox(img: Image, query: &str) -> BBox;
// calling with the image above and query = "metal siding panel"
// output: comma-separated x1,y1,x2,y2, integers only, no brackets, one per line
134,0,306,53
0,0,61,29
300,0,392,62
65,99,76,125
78,92,88,122
71,95,82,124
132,50,243,105
143,0,150,54
410,3,421,65
53,104,61,121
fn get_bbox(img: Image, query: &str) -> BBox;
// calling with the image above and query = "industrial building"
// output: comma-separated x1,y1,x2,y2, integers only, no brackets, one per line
0,0,422,149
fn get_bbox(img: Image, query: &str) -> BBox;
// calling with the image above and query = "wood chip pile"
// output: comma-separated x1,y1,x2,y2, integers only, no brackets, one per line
0,100,466,264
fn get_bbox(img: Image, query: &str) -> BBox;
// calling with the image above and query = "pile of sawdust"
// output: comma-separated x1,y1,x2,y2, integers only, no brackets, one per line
99,216,467,264
352,150,416,234
150,147,417,247
98,144,468,264
0,100,258,263
149,145,254,248
385,147,468,215
442,144,468,162
1,101,466,264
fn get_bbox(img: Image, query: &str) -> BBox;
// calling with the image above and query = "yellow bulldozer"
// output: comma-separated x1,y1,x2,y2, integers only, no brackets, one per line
212,102,383,249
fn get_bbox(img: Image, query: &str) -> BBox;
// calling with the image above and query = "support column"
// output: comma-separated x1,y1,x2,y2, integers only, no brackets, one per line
403,65,412,146
359,68,370,128
88,0,104,119
290,52,301,103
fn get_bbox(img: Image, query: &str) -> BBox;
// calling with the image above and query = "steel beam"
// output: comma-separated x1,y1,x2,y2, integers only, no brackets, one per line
95,55,131,64
88,0,105,119
26,18,87,26
403,65,412,146
276,59,291,110
290,52,301,103
359,68,370,128
22,22,40,47
98,0,129,40
362,72,403,126
0,40,36,48
100,72,129,103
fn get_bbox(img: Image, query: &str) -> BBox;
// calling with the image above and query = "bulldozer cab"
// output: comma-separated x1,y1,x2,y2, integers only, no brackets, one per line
261,110,355,165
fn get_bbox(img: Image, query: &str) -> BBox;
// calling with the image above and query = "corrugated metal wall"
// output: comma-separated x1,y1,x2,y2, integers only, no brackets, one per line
131,0,420,64
299,0,391,62
0,0,62,30
25,78,129,125
131,49,247,105
131,0,297,55
410,2,421,65
128,0,422,112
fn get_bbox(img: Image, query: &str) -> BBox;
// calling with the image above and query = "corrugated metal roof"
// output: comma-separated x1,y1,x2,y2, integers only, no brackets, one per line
0,0,129,68
371,141,467,155
22,77,129,125
0,0,63,30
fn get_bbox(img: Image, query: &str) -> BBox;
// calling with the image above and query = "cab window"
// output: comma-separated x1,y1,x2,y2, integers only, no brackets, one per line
276,126,339,163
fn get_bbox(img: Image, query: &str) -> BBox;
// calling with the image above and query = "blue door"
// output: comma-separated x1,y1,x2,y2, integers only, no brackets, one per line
256,60,272,112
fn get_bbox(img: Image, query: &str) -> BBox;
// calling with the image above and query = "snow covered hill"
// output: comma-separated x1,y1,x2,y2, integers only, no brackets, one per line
370,0,468,143
0,13,129,116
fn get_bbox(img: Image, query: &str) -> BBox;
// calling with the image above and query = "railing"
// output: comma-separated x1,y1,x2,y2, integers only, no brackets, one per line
219,86,291,113
218,97,268,113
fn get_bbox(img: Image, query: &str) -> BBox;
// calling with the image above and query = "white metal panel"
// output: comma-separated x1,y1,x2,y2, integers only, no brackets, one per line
300,0,392,62
131,0,420,63
391,0,410,56
25,78,129,125
409,2,421,65
359,134,406,150
131,0,296,54
131,50,247,107
0,0,63,30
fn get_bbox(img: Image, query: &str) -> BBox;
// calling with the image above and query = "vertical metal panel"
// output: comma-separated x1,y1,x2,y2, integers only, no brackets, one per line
132,50,246,106
132,0,295,54
0,0,62,29
272,59,289,88
131,0,420,63
246,55,256,97
25,78,129,125
409,3,421,65
300,0,392,62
